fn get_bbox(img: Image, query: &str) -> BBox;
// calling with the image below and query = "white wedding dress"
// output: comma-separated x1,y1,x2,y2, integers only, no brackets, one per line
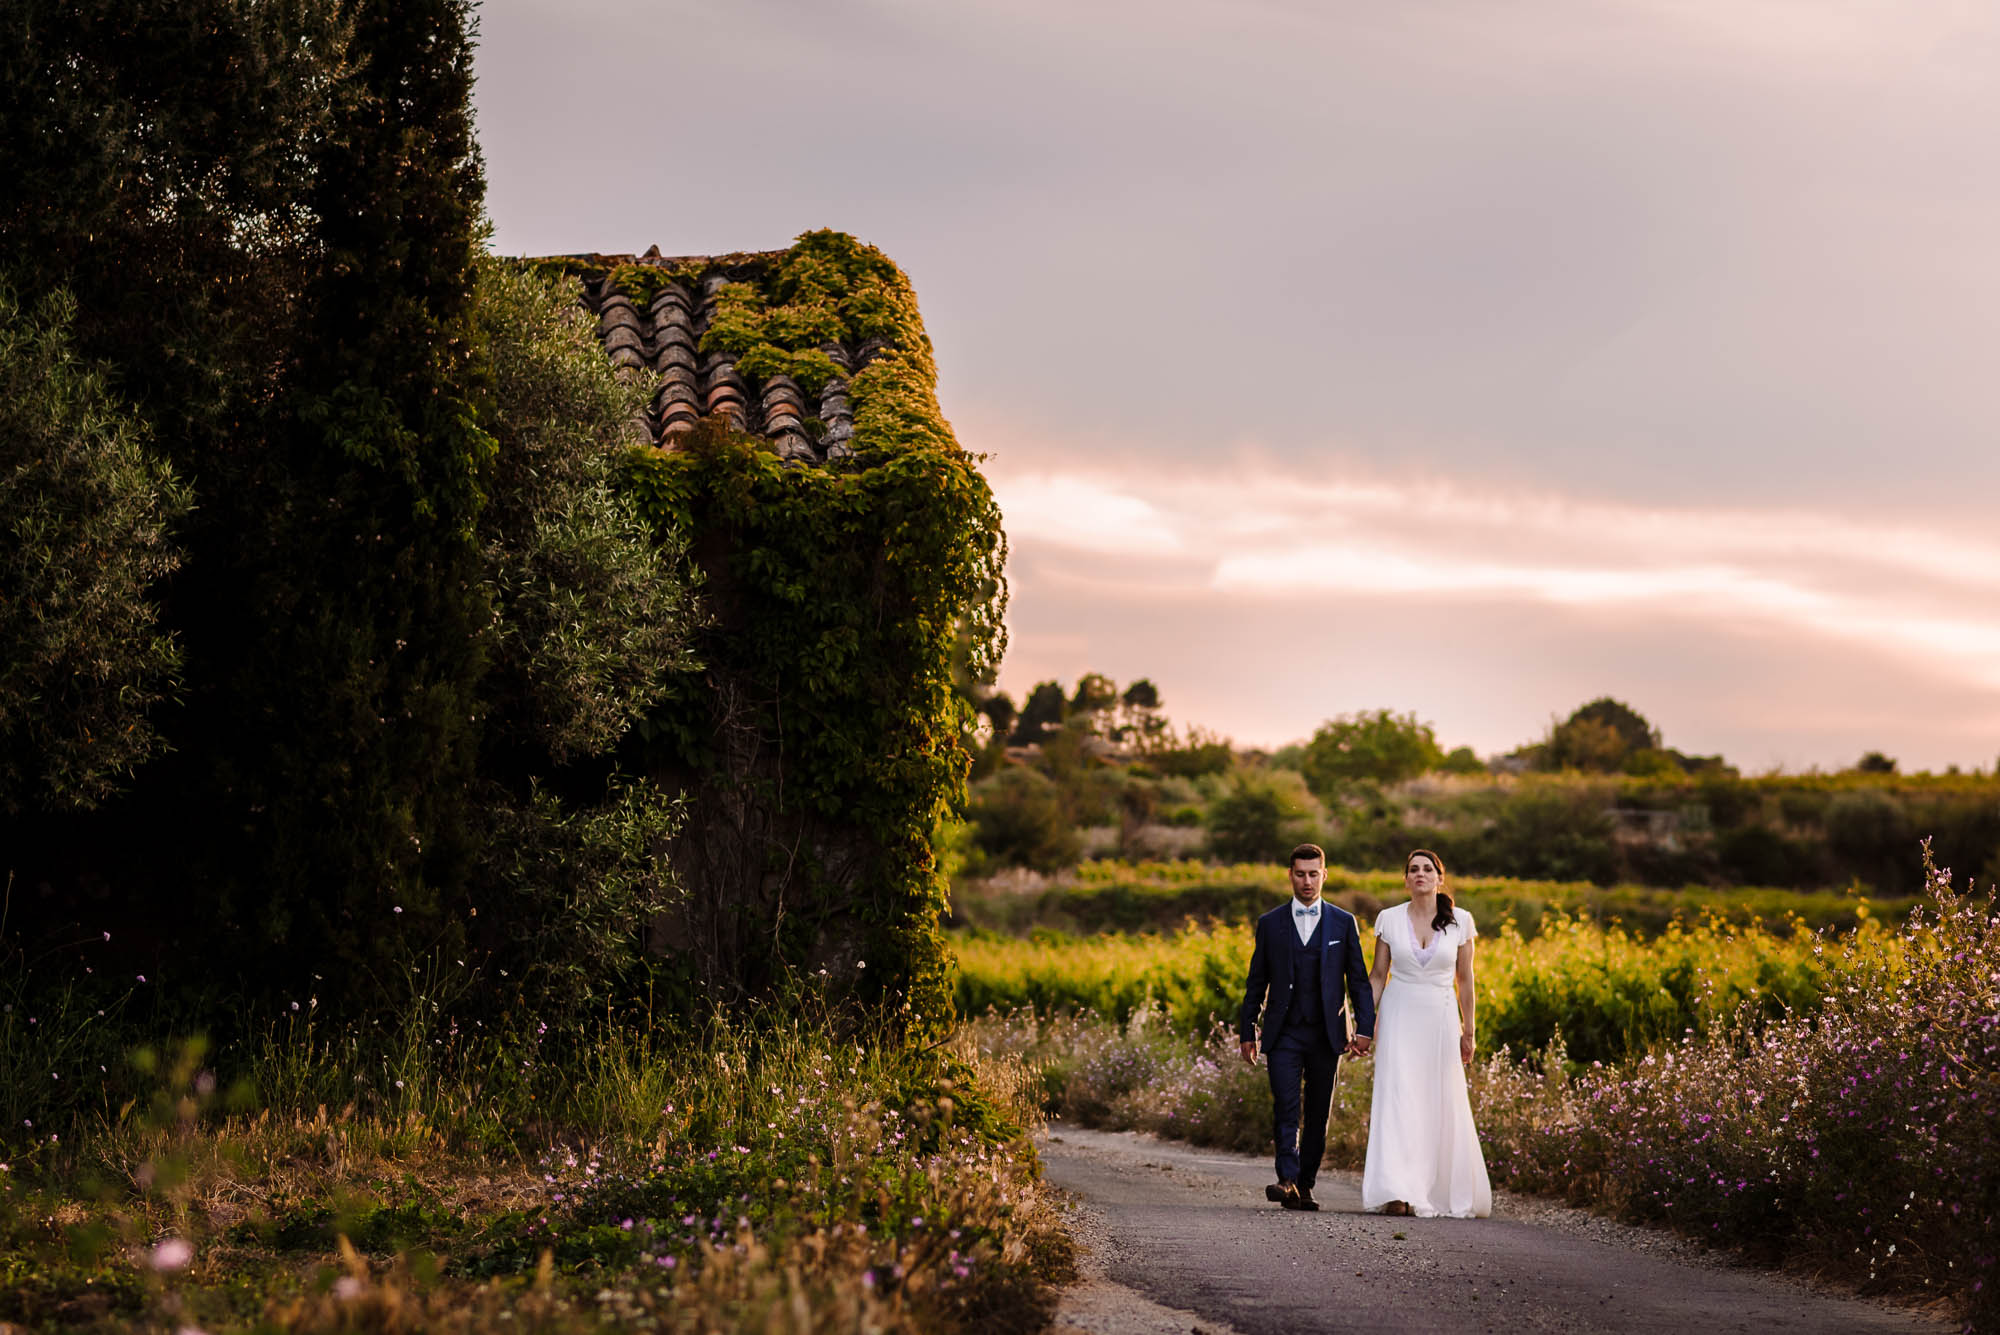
1360,902,1493,1218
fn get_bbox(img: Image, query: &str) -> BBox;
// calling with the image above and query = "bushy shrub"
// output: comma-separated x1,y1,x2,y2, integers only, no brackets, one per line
1473,780,1620,884
967,768,1082,873
1777,788,1831,827
1537,698,1660,774
1697,774,1762,829
1301,709,1444,793
1824,788,1912,890
1619,747,1685,779
1440,746,1486,775
1137,726,1235,778
472,778,685,1030
1206,769,1320,864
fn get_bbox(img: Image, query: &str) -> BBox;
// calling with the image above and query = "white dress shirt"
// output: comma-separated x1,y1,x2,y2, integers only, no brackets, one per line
1292,896,1323,945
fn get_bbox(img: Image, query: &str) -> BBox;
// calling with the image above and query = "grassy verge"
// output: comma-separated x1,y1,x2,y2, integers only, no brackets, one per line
0,1015,1072,1333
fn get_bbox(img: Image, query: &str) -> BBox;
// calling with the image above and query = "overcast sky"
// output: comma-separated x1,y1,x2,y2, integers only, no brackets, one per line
475,0,2000,771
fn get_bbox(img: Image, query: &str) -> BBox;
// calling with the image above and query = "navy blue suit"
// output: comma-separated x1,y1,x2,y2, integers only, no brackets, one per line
1238,899,1375,1189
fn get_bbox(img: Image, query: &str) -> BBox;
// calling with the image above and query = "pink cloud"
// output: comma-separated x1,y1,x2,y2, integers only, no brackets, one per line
986,454,2000,770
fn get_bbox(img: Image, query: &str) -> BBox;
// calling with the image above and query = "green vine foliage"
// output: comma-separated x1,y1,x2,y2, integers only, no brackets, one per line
616,231,1005,1037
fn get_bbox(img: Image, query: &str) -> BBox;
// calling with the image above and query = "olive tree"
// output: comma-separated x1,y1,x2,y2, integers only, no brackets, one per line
0,291,188,812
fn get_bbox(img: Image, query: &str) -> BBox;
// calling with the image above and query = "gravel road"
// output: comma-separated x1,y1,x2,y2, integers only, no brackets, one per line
1038,1123,1953,1335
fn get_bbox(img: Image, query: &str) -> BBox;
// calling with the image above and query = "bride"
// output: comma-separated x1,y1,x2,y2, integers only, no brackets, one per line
1360,848,1493,1218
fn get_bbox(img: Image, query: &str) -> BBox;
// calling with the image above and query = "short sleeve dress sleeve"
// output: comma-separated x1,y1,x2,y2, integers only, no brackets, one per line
1455,906,1477,940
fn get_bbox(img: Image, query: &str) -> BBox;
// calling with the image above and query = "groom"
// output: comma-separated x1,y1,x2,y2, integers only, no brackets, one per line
1238,843,1374,1211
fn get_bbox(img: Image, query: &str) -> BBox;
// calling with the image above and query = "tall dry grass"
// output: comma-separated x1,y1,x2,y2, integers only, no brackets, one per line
0,1013,1071,1333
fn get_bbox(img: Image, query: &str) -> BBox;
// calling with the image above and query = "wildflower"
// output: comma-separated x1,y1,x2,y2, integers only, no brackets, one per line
150,1238,194,1271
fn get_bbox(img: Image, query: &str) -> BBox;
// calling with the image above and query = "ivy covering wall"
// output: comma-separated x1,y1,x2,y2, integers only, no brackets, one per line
585,231,1007,1035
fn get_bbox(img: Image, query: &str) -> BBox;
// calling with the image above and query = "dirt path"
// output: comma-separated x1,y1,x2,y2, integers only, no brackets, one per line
1038,1124,1952,1335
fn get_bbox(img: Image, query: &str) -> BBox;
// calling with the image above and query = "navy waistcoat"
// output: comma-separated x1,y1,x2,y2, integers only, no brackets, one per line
1290,912,1325,1026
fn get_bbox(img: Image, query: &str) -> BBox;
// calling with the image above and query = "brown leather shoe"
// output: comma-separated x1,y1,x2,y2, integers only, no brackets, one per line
1283,1187,1320,1211
1265,1179,1298,1203
1383,1200,1412,1216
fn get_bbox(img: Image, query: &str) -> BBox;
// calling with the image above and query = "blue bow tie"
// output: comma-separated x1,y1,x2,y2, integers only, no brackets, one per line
1295,904,1319,916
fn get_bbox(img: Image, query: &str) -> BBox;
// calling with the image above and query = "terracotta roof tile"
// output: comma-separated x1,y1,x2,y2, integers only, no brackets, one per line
543,249,886,464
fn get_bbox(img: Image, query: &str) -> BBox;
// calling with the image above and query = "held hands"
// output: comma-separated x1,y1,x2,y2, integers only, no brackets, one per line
1347,1034,1372,1058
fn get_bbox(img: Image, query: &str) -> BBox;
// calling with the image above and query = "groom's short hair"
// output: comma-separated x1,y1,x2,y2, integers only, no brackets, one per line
1289,843,1325,865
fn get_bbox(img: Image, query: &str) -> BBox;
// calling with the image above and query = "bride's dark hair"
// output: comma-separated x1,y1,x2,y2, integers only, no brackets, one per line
1408,849,1453,933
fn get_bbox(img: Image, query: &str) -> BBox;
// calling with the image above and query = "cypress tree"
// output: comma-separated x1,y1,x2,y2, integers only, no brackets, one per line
234,0,493,999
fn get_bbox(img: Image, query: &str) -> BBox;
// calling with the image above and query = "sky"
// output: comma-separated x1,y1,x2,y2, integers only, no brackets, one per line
473,0,2000,772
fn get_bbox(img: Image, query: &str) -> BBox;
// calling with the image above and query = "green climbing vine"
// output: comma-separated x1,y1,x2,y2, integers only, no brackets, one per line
616,230,1006,1034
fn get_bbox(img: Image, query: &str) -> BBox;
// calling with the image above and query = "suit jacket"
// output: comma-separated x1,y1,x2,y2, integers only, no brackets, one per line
1238,899,1376,1052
